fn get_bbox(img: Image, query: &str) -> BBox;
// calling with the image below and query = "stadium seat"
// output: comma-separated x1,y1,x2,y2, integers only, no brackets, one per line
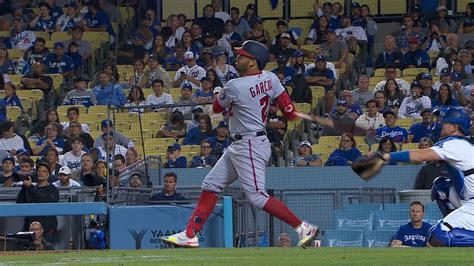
373,68,401,78
396,118,419,128
357,0,379,15
6,106,22,121
373,210,410,230
310,86,324,109
163,0,195,20
50,31,71,41
264,61,278,71
89,130,103,140
401,143,419,150
8,49,24,59
88,105,108,115
370,76,385,86
402,68,429,77
144,138,176,149
290,0,313,17
294,103,311,114
379,0,406,15
334,209,374,230
457,0,469,13
0,31,8,37
83,31,110,43
118,6,135,26
9,75,22,84
46,74,64,93
322,230,364,247
33,31,50,41
116,65,134,82
181,145,200,154
19,97,36,121
364,230,396,247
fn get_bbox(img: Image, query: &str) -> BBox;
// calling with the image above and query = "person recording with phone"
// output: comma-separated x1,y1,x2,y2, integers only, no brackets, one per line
17,162,59,243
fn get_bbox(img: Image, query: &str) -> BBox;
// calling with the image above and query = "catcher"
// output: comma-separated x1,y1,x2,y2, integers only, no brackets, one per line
350,107,474,247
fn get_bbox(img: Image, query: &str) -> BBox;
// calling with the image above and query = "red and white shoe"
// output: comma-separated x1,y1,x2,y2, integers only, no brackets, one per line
296,221,318,247
161,231,199,248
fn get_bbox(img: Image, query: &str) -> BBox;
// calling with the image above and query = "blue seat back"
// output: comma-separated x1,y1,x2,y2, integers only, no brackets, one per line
334,209,374,230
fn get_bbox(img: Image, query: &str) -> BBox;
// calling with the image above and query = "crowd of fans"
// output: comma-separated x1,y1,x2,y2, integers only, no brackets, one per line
0,0,470,189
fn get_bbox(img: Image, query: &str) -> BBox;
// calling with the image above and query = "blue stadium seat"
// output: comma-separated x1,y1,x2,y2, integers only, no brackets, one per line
364,230,396,247
323,230,364,247
373,210,410,231
334,209,374,231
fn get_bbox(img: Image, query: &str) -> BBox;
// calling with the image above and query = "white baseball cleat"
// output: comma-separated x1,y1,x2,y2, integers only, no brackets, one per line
296,221,318,247
161,231,199,248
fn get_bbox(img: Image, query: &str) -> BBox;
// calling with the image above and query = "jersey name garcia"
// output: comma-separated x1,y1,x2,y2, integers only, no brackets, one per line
217,71,285,135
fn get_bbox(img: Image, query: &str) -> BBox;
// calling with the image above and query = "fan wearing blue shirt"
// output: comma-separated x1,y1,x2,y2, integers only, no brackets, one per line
376,110,408,143
29,2,57,32
391,201,432,247
92,71,126,107
83,2,116,42
3,83,23,111
43,42,74,77
271,55,297,85
408,108,433,143
163,143,187,168
403,37,430,69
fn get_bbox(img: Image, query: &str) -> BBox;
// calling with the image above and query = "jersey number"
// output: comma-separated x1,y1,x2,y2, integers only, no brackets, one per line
260,95,270,122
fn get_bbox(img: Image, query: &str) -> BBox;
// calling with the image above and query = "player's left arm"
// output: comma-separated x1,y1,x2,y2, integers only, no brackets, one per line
382,148,441,164
213,85,235,113
274,91,298,120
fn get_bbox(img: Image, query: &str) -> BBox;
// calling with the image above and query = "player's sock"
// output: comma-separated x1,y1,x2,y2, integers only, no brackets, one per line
263,197,301,228
185,190,218,238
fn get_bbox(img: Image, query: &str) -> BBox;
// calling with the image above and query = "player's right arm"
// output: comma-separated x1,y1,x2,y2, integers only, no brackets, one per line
213,85,236,113
381,147,442,164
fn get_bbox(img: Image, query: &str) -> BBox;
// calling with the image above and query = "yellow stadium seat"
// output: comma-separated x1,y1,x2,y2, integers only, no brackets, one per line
396,118,419,128
123,129,155,140
118,7,135,26
163,0,195,20
183,152,199,166
370,143,379,152
317,136,341,146
357,144,369,153
8,49,24,59
141,111,169,122
33,31,50,41
457,0,469,13
402,68,429,76
357,0,379,15
88,105,108,114
373,68,402,78
167,71,176,81
50,31,71,41
290,0,314,17
117,65,134,82
81,112,107,123
294,103,311,114
6,106,22,121
19,97,36,120
181,145,200,154
380,0,406,14
0,31,9,37
89,130,103,140
401,76,417,83
83,31,109,43
46,74,63,93
370,76,386,86
353,136,366,146
9,75,22,83
401,143,419,150
144,138,176,148
257,0,283,18
264,61,278,71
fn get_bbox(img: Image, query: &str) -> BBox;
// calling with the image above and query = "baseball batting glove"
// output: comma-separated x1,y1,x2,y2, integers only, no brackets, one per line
351,151,387,181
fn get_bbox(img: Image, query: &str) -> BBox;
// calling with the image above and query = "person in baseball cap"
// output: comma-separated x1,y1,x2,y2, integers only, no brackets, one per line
53,166,81,187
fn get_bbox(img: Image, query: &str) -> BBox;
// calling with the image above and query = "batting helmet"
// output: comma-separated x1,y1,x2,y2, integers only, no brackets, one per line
439,106,471,136
235,40,269,70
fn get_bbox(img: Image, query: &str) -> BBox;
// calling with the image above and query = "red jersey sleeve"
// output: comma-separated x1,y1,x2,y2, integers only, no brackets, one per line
274,91,298,120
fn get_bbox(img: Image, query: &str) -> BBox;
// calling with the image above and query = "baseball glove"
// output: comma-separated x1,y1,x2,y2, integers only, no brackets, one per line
351,151,387,181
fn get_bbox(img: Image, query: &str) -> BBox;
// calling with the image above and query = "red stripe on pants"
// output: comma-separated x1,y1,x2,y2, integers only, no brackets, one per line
248,139,259,191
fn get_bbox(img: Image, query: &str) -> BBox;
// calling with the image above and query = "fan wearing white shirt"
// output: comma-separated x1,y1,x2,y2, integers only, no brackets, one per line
53,166,81,187
61,106,89,134
335,15,368,42
60,137,86,181
145,79,173,112
173,51,206,89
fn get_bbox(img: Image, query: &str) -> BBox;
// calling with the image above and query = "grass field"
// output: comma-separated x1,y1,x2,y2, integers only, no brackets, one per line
1,248,474,265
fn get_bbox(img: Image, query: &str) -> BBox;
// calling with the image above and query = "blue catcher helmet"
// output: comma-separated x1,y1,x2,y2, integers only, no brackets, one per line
439,106,471,136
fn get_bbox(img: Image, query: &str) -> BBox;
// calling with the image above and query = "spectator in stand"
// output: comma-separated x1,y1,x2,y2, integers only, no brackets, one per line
374,65,411,96
338,90,363,118
115,34,146,65
173,51,206,89
321,29,348,69
55,2,83,32
23,38,49,66
408,108,433,143
78,153,94,183
82,1,115,43
127,59,146,88
304,55,335,91
0,121,26,155
3,83,22,110
419,74,437,101
46,0,63,18
94,119,133,149
206,69,223,89
3,3,30,24
244,16,271,47
1,156,15,186
376,110,408,143
10,17,36,50
21,62,54,108
351,75,373,105
360,4,377,58
61,137,85,180
212,49,238,83
241,3,258,25
312,2,340,30
43,148,62,180
403,37,430,69
29,2,56,33
30,109,59,141
314,99,356,136
124,86,146,114
183,114,213,145
272,20,298,46
190,23,203,49
374,36,404,70
456,51,473,85
163,143,187,168
190,140,217,168
113,154,126,173
435,47,458,76
139,55,171,89
396,14,424,53
271,55,296,86
230,7,250,39
293,140,322,167
413,159,448,191
307,15,329,45
269,33,296,61
383,78,406,114
194,4,224,39
0,45,13,75
350,2,364,27
375,91,391,114
63,121,94,152
128,172,144,188
355,99,385,135
335,14,367,43
17,162,59,243
60,106,89,134
157,109,186,140
194,77,214,104
221,19,243,48
53,166,81,188
431,83,459,108
391,201,432,247
421,20,447,53
125,147,139,167
33,122,64,156
92,71,125,107
63,77,96,108
398,81,432,118
206,121,230,160
433,68,452,91
43,42,74,77
166,14,185,42
174,84,197,119
150,172,187,201
326,133,362,166
181,32,201,61
435,6,455,33
97,132,127,164
144,35,172,65
377,136,397,165
145,79,173,112
266,102,287,146
288,50,307,75
212,0,230,22
186,106,204,132
62,26,93,61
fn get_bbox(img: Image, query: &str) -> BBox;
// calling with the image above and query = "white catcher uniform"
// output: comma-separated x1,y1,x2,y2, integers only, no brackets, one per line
431,136,474,230
203,70,291,208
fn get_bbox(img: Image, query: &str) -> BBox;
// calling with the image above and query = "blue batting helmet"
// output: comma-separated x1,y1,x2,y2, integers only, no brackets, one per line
439,106,471,136
235,40,269,70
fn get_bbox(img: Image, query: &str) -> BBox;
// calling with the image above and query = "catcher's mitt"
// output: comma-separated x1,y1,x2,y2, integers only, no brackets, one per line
351,151,387,181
